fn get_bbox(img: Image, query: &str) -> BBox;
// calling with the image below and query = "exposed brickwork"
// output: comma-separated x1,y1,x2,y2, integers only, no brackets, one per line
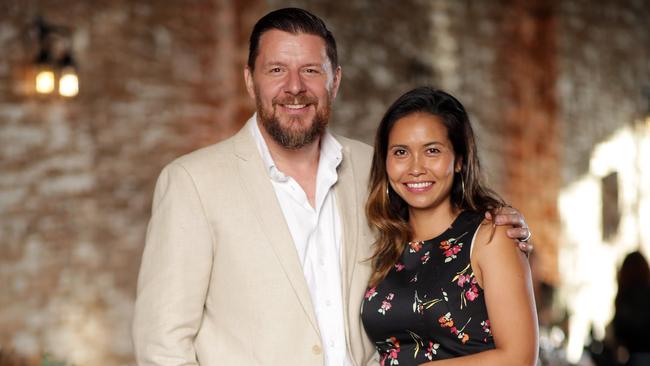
496,0,561,285
0,1,260,364
555,0,650,359
433,1,512,189
559,0,650,183
266,0,436,144
1,0,649,364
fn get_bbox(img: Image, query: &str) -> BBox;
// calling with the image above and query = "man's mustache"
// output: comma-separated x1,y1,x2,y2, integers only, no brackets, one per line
272,94,318,106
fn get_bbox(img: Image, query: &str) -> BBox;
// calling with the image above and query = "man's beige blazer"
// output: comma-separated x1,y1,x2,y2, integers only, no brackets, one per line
132,123,378,365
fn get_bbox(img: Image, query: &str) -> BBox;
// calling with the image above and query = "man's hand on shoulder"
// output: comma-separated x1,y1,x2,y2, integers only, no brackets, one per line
486,206,533,256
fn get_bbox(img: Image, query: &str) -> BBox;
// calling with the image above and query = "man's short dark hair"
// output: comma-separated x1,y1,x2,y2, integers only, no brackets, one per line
248,8,338,72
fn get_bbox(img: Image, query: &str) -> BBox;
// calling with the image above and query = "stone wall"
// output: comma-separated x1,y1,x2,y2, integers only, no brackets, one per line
496,0,561,284
266,0,437,143
0,1,261,364
555,0,650,361
559,0,650,184
1,0,649,364
274,0,562,283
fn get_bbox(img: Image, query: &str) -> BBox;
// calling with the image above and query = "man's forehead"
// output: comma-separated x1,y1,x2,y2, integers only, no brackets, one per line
257,30,328,60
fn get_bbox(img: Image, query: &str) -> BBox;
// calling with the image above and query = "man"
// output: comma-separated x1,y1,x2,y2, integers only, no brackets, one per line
132,8,532,366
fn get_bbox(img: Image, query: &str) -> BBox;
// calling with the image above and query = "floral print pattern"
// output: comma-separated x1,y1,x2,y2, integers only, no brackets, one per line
439,232,468,263
453,264,481,308
365,287,378,301
481,320,493,343
378,336,400,366
408,240,423,253
413,290,443,315
378,293,395,315
361,211,496,365
420,251,431,265
439,312,472,344
424,341,440,360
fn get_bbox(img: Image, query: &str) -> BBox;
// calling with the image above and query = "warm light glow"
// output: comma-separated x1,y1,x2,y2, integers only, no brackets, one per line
59,69,79,97
35,69,55,94
558,121,650,364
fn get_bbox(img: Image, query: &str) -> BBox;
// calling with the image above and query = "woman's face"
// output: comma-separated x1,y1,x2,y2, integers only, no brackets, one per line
386,112,460,214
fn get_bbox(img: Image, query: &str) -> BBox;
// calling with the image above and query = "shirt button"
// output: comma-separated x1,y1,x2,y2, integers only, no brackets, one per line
325,299,332,306
329,340,335,348
312,345,322,355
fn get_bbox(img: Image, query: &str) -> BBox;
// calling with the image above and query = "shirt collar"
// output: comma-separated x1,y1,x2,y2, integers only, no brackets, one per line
248,113,343,183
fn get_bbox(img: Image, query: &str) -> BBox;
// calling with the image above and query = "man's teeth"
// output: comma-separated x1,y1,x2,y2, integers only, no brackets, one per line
406,182,432,189
284,104,306,109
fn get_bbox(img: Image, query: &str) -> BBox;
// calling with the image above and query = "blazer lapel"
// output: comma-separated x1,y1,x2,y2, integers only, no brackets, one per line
334,144,361,319
232,125,320,336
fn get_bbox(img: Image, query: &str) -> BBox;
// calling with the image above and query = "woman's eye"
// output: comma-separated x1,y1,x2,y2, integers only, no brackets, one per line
427,148,441,154
393,149,407,156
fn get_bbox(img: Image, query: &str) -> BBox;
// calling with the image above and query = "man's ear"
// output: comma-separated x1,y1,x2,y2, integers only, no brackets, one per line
244,66,256,99
331,66,342,100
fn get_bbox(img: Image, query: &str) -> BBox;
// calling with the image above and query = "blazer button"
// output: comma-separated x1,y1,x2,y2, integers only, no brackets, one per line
312,345,322,355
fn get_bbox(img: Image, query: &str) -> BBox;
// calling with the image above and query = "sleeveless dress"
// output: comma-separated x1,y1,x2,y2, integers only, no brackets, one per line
361,211,495,365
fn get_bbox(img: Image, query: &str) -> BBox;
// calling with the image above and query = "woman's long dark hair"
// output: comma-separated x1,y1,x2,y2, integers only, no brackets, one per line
366,87,505,287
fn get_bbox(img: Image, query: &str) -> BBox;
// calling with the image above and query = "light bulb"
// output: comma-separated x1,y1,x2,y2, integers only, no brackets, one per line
35,68,55,94
59,68,79,97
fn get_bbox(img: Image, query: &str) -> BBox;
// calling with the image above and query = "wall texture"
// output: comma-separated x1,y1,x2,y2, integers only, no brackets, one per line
267,0,562,283
1,0,649,365
0,1,261,364
555,0,650,362
559,0,650,184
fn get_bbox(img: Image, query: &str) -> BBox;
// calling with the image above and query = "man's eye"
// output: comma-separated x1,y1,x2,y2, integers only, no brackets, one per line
269,67,282,73
304,68,319,74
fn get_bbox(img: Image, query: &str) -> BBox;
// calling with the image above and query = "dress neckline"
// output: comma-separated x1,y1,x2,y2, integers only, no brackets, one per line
410,210,474,245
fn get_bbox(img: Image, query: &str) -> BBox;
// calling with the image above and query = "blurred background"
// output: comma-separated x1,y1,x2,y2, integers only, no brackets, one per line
1,0,649,365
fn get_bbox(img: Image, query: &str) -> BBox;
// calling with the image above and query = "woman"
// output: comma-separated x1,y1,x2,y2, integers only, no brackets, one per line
361,87,538,365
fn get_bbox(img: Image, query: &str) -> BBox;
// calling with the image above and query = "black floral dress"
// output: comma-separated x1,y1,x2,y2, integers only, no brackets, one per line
361,211,495,366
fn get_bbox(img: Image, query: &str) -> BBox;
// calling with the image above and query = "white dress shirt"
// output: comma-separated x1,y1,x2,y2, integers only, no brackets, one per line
250,116,352,366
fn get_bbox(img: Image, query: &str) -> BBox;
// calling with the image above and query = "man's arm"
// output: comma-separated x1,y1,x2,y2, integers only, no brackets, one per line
133,163,214,365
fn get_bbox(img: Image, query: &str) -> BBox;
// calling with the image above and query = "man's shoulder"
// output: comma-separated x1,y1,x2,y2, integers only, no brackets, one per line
334,134,373,160
168,132,241,172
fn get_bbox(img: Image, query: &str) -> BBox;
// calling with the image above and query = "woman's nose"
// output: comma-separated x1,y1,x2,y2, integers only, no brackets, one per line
408,155,425,176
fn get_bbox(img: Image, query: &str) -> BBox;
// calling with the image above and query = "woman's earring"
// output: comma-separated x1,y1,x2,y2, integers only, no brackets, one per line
386,184,390,198
461,177,466,202
456,169,465,203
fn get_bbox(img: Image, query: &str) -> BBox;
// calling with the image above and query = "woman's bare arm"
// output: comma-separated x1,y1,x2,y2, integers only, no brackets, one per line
419,222,539,366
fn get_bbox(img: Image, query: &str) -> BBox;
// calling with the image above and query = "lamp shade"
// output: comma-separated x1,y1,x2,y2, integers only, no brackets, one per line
59,68,78,97
34,48,55,94
35,67,55,94
58,52,79,97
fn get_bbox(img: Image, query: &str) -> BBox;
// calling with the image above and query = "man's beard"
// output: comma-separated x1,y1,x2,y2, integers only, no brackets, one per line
256,92,331,150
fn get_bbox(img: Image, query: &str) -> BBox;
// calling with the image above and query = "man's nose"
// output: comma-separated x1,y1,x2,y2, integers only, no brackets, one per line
284,70,306,95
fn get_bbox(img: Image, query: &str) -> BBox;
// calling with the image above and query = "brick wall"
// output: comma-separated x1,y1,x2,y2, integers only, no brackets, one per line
0,1,261,364
266,0,437,143
559,0,650,183
496,0,561,284
1,0,649,364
